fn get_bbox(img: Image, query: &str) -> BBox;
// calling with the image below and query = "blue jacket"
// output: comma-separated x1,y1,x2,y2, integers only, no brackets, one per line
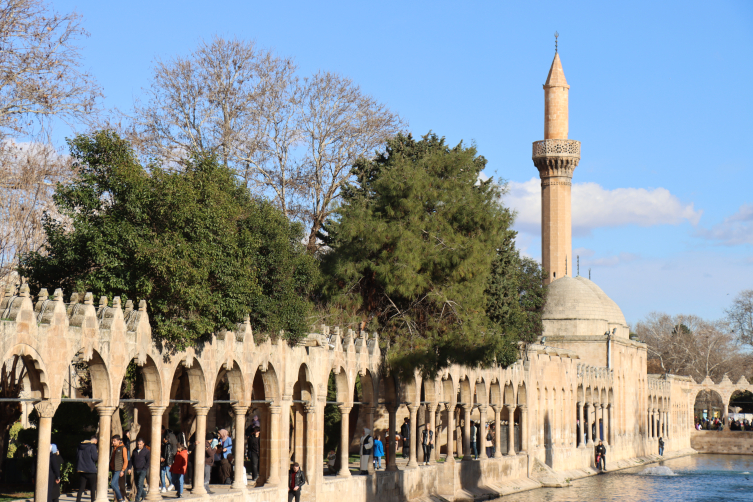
76,440,98,473
372,439,384,458
221,437,233,458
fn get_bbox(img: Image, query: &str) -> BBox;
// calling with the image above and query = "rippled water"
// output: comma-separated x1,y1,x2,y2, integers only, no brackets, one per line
496,455,753,501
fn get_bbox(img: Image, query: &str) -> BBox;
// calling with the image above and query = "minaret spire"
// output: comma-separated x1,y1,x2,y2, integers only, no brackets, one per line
532,46,581,285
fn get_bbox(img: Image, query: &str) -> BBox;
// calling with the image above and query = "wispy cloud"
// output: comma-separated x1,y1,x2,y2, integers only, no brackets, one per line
695,204,753,246
504,178,702,236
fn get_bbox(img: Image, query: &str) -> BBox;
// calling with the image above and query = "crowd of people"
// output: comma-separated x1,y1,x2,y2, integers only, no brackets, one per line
695,416,753,431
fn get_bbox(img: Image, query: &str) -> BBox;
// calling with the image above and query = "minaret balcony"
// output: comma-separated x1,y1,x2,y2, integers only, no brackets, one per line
532,139,581,159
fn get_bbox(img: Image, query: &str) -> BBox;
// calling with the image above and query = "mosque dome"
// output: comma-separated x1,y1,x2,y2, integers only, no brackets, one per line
575,277,627,328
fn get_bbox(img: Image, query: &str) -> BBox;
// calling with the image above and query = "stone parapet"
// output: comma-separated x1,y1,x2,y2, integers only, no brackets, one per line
532,139,581,159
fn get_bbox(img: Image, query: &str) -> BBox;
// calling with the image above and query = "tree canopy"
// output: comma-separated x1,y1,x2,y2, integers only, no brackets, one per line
320,132,543,375
20,130,317,349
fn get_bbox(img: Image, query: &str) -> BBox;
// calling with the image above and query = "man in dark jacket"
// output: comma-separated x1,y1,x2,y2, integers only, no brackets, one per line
203,433,215,494
658,437,664,456
595,440,607,471
75,436,98,502
287,462,305,502
400,418,411,459
248,428,260,481
129,438,150,502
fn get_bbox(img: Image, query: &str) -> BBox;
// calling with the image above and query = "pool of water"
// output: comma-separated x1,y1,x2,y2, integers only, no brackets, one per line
496,455,753,502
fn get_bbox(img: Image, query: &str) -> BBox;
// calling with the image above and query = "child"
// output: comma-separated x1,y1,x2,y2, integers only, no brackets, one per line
170,444,188,498
372,434,385,470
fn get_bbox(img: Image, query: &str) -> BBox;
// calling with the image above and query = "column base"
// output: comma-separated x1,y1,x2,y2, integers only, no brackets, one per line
191,487,207,496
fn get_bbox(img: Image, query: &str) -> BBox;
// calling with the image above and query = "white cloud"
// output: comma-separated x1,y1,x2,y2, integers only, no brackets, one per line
696,204,753,246
504,178,702,236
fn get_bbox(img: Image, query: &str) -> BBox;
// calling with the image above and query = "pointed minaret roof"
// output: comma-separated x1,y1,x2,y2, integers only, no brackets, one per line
544,53,569,88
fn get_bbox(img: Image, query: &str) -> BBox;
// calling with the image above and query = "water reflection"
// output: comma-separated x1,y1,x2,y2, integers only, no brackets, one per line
496,455,753,502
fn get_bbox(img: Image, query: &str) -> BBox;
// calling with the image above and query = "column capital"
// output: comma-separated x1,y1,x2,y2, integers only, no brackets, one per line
232,403,249,415
303,404,317,415
600,403,606,409
477,404,488,413
94,404,117,417
269,405,282,415
407,404,419,413
147,404,167,414
35,400,58,418
518,405,528,412
490,404,500,413
445,403,455,412
505,404,516,412
338,405,352,414
193,406,210,417
425,402,437,413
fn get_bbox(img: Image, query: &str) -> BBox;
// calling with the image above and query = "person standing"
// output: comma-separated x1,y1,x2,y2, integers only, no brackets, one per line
595,440,607,472
372,435,384,470
170,444,188,498
203,433,215,494
658,437,665,456
287,462,305,502
75,436,98,502
129,438,150,502
485,424,494,458
470,421,478,460
48,444,63,502
359,428,373,474
160,431,176,492
400,418,410,459
421,424,434,465
217,430,233,484
248,428,260,482
109,435,129,502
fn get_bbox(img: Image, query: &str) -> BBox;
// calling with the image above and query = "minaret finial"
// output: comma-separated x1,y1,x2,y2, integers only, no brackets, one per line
554,31,559,53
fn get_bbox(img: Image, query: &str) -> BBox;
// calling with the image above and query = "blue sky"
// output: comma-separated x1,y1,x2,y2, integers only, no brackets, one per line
52,0,752,324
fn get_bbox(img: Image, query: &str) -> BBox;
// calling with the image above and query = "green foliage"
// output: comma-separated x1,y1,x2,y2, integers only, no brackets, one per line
321,132,519,376
323,374,340,455
20,130,317,348
485,237,548,366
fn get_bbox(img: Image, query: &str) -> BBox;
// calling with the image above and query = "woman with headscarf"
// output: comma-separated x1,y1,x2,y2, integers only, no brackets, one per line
217,429,233,484
48,444,63,502
359,428,373,474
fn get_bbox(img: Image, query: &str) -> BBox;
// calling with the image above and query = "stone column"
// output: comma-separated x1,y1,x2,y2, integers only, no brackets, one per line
606,404,613,446
427,403,437,464
232,404,248,489
519,406,528,454
192,407,209,495
267,405,281,485
406,405,419,468
94,405,115,502
364,406,376,473
491,406,502,458
146,405,166,501
577,402,585,448
34,401,57,502
586,404,593,446
434,406,442,462
506,405,516,456
478,405,488,459
462,406,472,461
445,404,455,463
387,406,398,471
304,405,318,485
337,405,352,477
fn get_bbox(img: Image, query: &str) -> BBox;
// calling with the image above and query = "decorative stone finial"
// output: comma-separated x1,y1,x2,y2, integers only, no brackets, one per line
19,284,30,298
53,289,63,302
99,296,108,308
83,292,93,305
125,300,134,313
112,297,121,309
37,288,49,301
69,292,79,304
138,300,146,312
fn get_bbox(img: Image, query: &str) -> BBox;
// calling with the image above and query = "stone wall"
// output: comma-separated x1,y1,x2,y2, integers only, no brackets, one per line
691,430,753,455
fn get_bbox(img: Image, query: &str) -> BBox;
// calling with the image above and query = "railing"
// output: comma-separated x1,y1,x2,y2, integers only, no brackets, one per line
532,139,581,158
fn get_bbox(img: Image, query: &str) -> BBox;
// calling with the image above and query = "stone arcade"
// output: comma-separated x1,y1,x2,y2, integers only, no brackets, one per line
0,52,711,502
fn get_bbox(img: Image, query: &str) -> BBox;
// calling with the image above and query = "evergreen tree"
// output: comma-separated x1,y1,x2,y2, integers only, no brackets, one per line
20,130,316,349
321,133,519,376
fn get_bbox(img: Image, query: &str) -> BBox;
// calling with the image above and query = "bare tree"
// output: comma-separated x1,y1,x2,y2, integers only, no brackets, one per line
0,0,100,140
726,289,753,348
635,312,753,383
299,71,404,252
0,141,73,287
0,356,27,476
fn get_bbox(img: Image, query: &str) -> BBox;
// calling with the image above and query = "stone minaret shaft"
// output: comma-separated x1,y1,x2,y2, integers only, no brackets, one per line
532,52,580,285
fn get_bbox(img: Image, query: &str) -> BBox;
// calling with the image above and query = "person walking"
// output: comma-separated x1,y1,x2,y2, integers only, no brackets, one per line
359,428,373,474
287,462,305,502
421,424,434,465
160,431,177,492
400,418,411,459
372,434,384,470
658,437,665,456
470,421,478,460
110,435,129,502
203,433,215,494
129,438,150,502
48,444,63,502
170,444,188,498
595,440,607,472
75,436,98,502
248,428,260,482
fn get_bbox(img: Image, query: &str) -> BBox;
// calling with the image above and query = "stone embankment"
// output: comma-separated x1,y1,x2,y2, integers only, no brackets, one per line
691,430,753,455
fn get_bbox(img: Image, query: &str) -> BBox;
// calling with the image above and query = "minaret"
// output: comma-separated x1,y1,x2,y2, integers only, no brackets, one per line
532,49,580,285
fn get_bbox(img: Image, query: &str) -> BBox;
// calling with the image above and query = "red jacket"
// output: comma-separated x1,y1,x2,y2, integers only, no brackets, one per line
170,449,188,474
